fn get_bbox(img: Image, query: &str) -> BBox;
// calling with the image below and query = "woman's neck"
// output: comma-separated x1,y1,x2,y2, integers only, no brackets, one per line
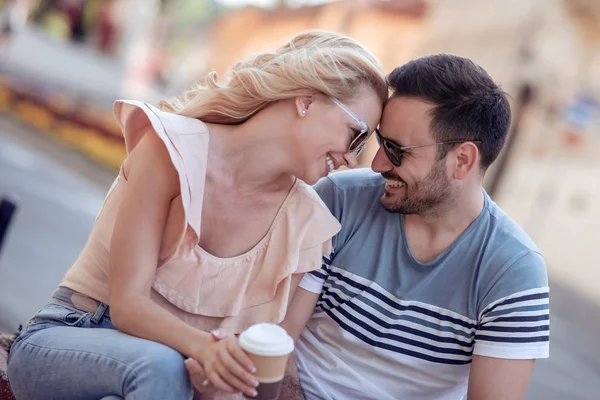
204,106,297,194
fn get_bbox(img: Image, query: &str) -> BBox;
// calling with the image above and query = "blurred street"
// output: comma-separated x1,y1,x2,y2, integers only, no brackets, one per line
1,117,600,400
0,117,114,331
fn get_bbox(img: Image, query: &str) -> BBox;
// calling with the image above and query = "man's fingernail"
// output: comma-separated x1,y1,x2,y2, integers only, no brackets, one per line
254,380,259,387
211,329,221,337
251,390,258,397
251,367,257,373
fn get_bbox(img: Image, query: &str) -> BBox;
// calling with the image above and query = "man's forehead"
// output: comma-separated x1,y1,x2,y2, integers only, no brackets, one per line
380,96,434,143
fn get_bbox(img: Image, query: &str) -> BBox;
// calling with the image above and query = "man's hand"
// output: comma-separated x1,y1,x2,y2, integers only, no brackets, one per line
467,355,535,400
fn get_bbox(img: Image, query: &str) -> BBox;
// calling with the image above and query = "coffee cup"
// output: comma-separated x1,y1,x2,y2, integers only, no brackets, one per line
238,323,294,399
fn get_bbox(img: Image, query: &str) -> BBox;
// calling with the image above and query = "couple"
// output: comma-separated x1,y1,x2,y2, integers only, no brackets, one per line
7,30,549,400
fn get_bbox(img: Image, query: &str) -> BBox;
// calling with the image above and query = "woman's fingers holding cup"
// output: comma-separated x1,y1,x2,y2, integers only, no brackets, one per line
219,341,259,388
215,361,258,397
226,337,256,373
207,369,237,393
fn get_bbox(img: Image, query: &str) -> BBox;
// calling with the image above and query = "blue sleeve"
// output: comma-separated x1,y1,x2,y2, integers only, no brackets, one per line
474,250,550,359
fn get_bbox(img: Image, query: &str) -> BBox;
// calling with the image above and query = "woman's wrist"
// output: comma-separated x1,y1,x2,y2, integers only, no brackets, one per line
181,327,216,362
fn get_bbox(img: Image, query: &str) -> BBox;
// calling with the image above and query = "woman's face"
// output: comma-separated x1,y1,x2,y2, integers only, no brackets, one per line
290,85,383,185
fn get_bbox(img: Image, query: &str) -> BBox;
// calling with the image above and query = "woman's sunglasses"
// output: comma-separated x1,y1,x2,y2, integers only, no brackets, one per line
375,129,481,167
331,97,370,156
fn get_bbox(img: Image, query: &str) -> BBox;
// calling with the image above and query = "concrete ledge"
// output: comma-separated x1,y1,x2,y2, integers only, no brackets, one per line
0,333,16,400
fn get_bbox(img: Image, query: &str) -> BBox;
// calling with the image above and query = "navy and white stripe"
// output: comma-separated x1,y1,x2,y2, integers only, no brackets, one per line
312,266,550,365
308,252,333,282
476,288,550,345
316,266,477,365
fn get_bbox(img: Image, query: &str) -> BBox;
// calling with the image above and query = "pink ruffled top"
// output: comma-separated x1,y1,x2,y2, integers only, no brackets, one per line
60,100,341,334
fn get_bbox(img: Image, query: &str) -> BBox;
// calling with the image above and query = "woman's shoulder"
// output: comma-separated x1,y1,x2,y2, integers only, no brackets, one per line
113,99,210,141
291,179,330,208
114,99,210,240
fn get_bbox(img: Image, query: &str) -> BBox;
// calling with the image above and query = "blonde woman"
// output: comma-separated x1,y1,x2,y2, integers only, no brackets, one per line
7,30,386,399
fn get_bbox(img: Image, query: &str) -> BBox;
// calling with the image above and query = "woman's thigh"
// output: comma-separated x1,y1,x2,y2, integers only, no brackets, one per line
8,326,193,400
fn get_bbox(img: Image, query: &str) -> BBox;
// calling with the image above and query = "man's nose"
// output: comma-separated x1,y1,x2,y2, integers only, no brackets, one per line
371,146,395,173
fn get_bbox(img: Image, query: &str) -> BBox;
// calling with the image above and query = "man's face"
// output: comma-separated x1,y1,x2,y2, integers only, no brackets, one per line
371,96,455,215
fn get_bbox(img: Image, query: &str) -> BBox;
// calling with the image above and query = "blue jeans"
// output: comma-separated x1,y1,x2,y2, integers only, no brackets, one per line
7,287,193,400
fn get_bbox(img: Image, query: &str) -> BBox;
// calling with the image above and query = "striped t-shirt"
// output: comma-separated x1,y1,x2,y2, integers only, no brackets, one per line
296,169,549,400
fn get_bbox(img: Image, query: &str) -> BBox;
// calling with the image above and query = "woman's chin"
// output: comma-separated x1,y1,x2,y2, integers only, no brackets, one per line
303,175,320,185
297,170,321,185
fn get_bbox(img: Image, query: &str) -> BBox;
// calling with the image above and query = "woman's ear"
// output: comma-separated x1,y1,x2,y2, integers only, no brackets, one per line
295,96,313,117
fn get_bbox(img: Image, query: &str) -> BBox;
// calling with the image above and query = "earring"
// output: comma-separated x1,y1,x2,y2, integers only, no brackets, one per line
301,110,306,116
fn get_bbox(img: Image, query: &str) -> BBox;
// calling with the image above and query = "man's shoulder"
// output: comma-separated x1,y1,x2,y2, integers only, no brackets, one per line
314,169,390,259
314,169,385,217
482,193,541,256
475,194,548,309
323,168,384,192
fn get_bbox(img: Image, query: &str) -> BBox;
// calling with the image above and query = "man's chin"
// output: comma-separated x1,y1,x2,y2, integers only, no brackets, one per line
380,196,402,213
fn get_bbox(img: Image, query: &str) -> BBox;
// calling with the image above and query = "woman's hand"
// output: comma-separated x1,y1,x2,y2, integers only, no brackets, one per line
185,358,217,395
188,330,258,397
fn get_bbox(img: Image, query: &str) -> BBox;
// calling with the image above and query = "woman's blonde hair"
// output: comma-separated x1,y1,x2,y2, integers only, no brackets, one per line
159,30,388,124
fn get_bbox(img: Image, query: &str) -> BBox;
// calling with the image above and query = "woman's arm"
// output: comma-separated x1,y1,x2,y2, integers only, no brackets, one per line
107,132,256,396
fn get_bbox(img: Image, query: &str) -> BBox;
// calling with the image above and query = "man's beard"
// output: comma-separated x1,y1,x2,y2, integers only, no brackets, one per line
381,159,454,215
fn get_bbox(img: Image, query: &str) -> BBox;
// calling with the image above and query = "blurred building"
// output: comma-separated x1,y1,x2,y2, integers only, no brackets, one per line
412,0,600,303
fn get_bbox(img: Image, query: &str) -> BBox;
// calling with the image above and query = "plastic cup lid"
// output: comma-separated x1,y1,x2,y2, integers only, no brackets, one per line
238,323,294,357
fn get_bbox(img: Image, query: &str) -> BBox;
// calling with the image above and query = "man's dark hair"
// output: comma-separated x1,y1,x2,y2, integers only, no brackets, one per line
387,54,511,169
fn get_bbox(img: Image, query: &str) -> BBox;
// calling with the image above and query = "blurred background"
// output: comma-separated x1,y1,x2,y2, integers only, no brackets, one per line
0,0,599,398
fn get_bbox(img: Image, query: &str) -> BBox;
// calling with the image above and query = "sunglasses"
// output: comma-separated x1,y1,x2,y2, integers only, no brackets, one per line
375,129,481,167
331,97,370,156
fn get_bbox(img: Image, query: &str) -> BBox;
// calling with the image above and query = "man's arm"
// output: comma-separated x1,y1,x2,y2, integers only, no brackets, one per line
467,356,535,400
278,283,322,400
469,250,549,400
280,286,320,341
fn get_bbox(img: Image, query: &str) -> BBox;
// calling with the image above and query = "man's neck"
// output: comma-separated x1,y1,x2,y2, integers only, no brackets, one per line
403,187,485,263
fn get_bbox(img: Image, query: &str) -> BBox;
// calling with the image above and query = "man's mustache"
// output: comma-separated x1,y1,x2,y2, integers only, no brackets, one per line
381,172,406,184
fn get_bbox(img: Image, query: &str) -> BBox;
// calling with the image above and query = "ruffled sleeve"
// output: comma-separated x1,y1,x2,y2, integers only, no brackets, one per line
221,181,340,329
278,181,341,279
211,181,341,331
113,100,210,258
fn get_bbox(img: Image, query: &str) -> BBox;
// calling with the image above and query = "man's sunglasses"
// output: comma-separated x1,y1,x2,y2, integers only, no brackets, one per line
331,97,370,156
375,129,481,167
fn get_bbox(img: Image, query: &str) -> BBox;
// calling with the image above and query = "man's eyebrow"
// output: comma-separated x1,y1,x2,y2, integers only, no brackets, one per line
377,128,404,146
